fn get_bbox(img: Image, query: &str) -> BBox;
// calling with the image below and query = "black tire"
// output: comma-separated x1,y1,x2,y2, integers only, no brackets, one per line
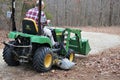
66,49,75,62
33,47,53,72
3,41,20,66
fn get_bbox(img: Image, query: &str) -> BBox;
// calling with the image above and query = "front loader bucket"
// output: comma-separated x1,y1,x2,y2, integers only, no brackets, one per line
69,37,91,55
81,39,91,55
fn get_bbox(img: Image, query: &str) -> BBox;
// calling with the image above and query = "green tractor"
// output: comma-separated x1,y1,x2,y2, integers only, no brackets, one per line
2,0,91,72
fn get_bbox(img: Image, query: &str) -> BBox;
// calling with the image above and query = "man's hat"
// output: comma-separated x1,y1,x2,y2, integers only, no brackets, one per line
36,0,45,9
36,0,44,6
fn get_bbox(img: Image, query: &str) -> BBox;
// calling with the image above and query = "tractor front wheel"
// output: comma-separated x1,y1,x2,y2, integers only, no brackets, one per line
66,49,75,62
33,47,53,72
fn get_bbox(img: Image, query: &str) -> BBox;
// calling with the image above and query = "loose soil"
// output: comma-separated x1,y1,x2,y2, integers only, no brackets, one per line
0,26,120,80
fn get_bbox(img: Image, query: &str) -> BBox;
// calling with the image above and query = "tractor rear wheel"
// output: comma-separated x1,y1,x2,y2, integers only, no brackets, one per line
66,49,75,62
3,41,20,66
33,47,53,72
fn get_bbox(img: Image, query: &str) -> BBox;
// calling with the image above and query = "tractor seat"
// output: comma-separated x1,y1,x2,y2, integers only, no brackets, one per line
22,18,38,35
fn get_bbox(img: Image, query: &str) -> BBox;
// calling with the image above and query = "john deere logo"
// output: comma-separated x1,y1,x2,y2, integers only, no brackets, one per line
25,25,31,30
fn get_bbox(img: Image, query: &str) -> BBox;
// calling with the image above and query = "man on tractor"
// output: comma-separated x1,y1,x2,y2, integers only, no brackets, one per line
26,0,58,47
2,0,91,73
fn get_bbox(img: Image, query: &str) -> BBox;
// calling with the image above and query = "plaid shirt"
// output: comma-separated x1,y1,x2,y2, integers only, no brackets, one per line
26,7,47,25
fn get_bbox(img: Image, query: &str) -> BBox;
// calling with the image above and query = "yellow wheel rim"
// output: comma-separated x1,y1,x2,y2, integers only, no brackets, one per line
69,53,74,62
44,53,52,68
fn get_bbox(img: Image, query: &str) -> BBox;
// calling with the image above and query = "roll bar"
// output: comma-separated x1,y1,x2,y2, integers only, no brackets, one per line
11,0,16,31
38,0,42,35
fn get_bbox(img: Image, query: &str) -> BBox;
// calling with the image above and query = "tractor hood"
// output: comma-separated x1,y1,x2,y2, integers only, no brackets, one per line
8,31,52,47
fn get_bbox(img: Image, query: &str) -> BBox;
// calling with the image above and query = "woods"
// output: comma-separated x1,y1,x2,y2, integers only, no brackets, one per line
0,0,120,29
46,0,120,26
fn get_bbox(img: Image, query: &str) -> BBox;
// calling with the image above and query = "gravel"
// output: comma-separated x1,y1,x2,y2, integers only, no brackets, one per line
81,31,120,55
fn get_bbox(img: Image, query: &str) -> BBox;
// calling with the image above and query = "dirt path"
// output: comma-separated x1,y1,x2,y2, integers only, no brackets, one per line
0,30,120,80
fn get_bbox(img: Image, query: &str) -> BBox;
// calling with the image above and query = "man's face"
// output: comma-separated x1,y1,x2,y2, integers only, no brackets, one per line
38,4,44,10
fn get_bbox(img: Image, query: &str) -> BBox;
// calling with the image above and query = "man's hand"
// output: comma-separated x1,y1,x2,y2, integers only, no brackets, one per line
47,20,51,24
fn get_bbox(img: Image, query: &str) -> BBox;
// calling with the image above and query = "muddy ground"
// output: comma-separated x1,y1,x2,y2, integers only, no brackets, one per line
0,26,120,80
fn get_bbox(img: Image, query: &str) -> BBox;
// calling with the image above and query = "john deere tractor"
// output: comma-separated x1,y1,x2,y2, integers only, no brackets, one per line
2,0,91,72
